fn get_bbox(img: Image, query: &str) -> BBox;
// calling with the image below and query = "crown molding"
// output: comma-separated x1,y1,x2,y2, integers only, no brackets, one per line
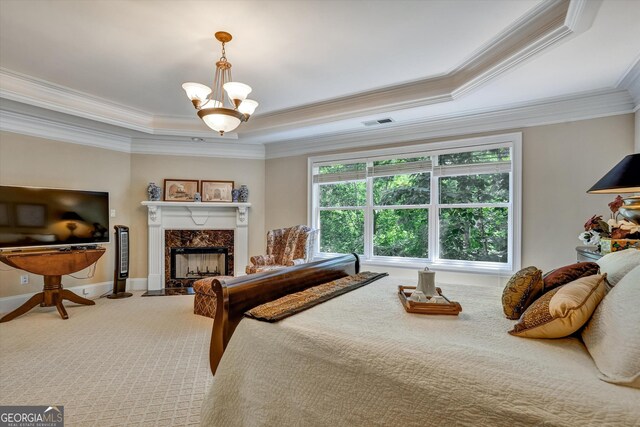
264,89,635,159
0,109,265,159
617,56,640,109
0,0,601,139
0,109,132,152
0,68,154,133
130,137,264,159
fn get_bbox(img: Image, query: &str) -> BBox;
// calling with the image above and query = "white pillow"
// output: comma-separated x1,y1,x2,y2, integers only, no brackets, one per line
582,265,640,388
596,249,640,286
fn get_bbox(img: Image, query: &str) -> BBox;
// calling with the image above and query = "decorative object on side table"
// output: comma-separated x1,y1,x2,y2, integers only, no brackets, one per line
581,153,640,253
147,182,162,201
201,180,234,202
238,184,249,202
587,153,640,223
163,179,199,202
579,195,640,253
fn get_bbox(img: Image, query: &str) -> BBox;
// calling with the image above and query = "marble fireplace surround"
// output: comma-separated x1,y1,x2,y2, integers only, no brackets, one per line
141,201,250,291
165,229,234,287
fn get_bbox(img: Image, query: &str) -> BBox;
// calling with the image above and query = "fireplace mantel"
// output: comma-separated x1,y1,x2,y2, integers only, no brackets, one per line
141,201,251,291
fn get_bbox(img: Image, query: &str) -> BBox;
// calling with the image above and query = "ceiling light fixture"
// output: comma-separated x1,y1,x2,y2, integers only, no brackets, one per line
182,31,258,136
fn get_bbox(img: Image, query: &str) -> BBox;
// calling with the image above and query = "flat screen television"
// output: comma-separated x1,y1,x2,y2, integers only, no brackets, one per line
0,185,110,250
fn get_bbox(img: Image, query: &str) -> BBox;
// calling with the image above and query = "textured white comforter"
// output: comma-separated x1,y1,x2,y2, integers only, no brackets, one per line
201,277,640,426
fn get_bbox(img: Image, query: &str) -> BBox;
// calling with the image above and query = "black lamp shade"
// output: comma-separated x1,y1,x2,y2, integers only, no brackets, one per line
587,154,640,194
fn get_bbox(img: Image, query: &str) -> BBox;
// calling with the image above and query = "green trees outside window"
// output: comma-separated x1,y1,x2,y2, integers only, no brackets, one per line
313,144,514,268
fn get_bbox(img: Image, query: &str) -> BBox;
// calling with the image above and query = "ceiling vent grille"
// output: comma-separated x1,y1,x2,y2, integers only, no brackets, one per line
363,118,394,126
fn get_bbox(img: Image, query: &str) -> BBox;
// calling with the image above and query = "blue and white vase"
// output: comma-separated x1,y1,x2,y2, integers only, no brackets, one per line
147,182,162,201
194,192,202,202
238,185,249,202
232,189,240,202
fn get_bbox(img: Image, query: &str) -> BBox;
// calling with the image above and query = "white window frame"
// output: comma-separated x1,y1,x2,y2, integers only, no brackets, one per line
308,132,522,274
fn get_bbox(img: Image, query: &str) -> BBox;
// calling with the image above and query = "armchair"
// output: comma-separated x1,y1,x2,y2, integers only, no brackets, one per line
246,225,318,274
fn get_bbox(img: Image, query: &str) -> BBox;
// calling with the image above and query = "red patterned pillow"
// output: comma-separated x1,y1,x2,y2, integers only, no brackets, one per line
543,262,600,293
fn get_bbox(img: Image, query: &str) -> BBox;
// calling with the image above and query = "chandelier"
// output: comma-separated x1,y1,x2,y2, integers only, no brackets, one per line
182,31,258,135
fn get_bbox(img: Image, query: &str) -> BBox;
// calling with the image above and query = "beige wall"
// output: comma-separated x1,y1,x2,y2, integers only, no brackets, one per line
128,153,265,278
0,132,131,298
0,133,266,299
265,114,635,275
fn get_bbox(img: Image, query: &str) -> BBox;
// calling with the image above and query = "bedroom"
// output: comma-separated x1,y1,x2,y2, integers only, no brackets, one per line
0,0,639,425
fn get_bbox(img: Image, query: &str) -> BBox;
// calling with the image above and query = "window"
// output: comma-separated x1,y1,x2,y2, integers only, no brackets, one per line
309,133,521,273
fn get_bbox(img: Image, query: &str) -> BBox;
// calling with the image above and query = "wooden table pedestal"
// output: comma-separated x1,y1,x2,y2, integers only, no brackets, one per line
0,248,106,322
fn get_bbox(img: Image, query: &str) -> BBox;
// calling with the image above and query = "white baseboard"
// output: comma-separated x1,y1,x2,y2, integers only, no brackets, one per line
0,277,148,315
128,278,148,291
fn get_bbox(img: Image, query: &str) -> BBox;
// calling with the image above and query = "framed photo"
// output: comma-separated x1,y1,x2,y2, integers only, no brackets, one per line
163,179,199,202
201,180,234,202
15,203,46,227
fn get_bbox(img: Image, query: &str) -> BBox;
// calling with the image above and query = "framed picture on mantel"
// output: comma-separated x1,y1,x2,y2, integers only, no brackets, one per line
163,179,199,202
201,180,234,202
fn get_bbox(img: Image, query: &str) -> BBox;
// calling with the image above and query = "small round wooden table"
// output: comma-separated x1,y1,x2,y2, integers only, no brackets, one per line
0,247,105,322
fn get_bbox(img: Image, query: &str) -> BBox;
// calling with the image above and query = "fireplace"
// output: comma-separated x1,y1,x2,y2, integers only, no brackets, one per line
164,229,234,288
141,201,250,293
170,247,228,279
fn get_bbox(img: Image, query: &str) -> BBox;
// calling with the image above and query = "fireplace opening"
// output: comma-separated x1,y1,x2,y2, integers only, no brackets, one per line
170,247,228,280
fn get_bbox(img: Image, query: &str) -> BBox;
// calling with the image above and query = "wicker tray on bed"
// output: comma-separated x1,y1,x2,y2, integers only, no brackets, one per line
398,286,462,315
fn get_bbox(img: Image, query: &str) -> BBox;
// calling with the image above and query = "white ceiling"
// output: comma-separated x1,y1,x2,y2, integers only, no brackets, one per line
0,0,639,151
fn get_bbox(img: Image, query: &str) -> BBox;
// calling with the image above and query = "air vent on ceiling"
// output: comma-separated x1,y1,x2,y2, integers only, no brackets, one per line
362,118,395,126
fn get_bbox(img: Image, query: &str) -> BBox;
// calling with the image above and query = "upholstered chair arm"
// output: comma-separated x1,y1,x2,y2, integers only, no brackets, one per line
285,258,307,266
250,254,277,266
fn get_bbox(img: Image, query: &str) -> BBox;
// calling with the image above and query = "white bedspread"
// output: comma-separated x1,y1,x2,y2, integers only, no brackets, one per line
201,277,640,426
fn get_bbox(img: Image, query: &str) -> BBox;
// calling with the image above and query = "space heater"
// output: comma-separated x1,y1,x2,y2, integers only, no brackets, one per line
107,225,133,299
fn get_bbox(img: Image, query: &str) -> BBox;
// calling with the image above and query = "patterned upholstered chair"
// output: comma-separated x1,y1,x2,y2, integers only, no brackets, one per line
246,225,318,274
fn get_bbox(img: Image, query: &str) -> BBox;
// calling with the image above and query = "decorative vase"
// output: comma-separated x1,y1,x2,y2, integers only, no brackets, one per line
194,192,202,202
238,185,249,202
232,189,240,202
147,182,162,201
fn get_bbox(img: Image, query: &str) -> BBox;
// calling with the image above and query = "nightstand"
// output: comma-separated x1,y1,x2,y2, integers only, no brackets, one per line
576,246,603,262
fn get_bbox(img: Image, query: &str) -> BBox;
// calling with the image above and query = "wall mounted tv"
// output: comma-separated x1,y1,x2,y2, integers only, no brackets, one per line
0,185,110,250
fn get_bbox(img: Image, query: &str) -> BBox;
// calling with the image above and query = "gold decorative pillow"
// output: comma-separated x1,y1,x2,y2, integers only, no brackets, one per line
509,274,607,339
502,266,543,320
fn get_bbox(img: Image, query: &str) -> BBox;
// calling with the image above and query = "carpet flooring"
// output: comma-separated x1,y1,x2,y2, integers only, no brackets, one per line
0,292,213,426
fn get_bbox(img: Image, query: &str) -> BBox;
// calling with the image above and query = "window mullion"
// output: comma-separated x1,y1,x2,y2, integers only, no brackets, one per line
365,161,374,261
431,154,439,263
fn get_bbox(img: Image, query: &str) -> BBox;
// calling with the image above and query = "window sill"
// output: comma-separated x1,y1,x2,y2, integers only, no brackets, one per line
313,254,515,276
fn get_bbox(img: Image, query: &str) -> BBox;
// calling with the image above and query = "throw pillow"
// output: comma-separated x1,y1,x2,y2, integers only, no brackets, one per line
582,266,640,388
543,262,600,292
597,249,640,287
509,274,607,339
502,266,543,320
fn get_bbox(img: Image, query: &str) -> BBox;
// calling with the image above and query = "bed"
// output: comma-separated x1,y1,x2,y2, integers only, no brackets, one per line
201,256,640,426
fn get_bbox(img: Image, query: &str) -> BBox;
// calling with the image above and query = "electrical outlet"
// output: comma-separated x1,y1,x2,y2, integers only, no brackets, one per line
20,275,29,285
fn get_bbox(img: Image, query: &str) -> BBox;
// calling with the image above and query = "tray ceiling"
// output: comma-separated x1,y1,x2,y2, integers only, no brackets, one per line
0,0,639,153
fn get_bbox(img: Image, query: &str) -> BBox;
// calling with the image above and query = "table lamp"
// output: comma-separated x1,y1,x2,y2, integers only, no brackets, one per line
587,153,640,224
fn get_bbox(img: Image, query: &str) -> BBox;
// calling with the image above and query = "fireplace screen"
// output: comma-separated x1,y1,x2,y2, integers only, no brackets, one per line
170,247,227,279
